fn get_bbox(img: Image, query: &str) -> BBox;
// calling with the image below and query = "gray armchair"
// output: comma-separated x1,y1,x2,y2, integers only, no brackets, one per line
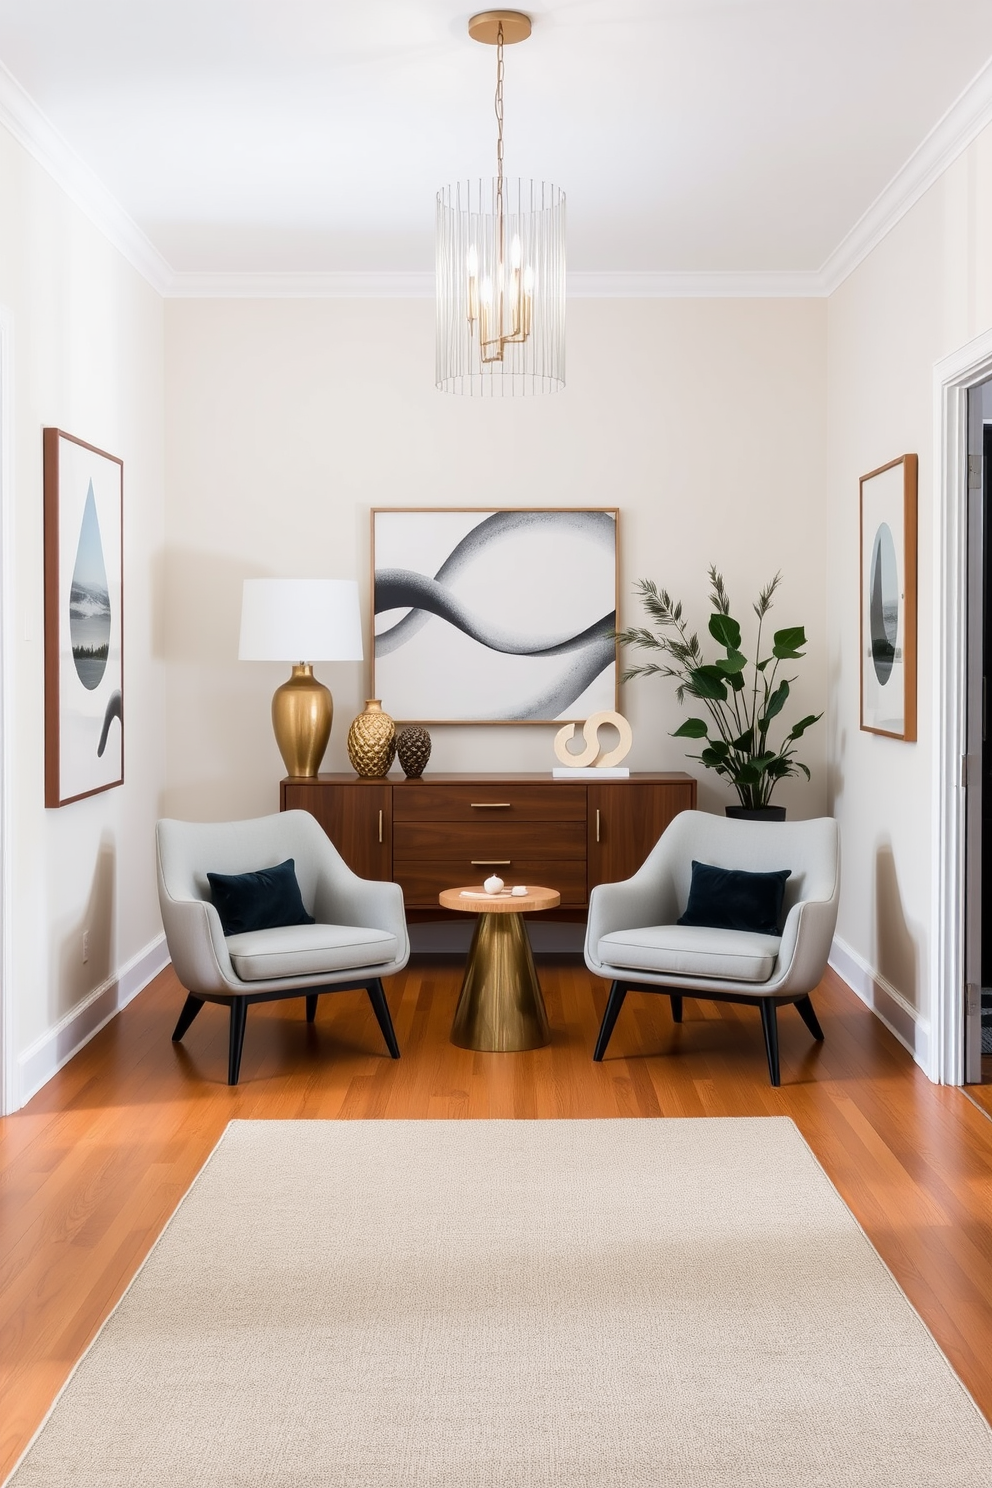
585,810,840,1085
156,810,409,1084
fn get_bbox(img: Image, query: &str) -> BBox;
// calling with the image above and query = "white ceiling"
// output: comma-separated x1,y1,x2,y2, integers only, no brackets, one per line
0,0,991,286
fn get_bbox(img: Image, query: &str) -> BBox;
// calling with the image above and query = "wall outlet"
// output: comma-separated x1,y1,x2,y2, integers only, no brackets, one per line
82,930,89,963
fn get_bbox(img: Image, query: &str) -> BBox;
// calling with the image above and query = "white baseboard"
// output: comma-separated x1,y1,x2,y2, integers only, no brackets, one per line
17,933,171,1108
829,935,930,1072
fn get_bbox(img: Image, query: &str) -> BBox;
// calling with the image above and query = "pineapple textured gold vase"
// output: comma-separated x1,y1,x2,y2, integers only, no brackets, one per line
347,700,396,778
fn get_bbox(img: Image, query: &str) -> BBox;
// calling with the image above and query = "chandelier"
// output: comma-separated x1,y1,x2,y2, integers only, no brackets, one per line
436,10,565,396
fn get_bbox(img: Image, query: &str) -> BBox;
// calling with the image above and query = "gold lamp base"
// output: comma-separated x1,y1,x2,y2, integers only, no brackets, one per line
271,664,332,778
450,912,551,1052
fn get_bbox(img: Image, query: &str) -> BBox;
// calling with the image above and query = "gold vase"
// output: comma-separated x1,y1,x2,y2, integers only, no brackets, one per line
347,700,396,778
271,664,332,778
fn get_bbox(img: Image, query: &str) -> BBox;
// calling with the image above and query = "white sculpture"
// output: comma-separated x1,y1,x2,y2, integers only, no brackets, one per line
553,710,633,770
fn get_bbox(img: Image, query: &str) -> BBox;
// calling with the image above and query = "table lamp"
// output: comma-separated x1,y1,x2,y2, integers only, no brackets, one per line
239,578,364,777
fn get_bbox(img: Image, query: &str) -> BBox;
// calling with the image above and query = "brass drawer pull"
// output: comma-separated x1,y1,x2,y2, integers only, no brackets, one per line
379,810,383,844
470,802,512,808
596,808,601,843
471,859,511,866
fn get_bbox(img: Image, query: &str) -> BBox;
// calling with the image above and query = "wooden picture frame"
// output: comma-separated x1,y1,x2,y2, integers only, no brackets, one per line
860,454,917,741
44,429,124,806
371,507,620,723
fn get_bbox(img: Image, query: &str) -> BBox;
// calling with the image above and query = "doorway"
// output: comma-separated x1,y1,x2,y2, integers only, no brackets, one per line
966,380,992,1083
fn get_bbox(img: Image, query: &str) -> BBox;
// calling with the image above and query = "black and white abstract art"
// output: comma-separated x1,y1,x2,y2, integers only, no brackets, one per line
860,455,917,741
372,509,618,722
44,429,124,806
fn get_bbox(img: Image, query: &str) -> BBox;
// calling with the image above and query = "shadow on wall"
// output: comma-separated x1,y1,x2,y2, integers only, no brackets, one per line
875,841,920,1012
825,644,844,813
154,545,276,820
55,831,116,1022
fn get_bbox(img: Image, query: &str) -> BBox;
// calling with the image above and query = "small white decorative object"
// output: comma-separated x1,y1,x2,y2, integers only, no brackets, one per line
483,874,505,895
511,885,528,897
553,710,633,773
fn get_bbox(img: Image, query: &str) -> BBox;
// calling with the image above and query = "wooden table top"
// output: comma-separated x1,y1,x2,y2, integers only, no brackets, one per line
438,885,562,915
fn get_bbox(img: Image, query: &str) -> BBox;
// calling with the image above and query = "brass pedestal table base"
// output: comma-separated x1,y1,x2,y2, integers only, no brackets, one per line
439,885,561,1051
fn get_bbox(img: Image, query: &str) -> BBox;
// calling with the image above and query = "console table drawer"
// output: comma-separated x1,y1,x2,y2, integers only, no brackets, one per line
393,820,586,858
394,858,588,908
392,783,585,823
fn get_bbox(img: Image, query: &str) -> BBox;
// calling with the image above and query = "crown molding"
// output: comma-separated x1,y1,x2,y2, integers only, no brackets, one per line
0,61,173,294
818,55,992,295
167,268,825,299
567,270,823,298
167,270,436,298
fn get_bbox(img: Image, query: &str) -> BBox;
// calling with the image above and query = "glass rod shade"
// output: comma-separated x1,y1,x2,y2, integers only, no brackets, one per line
436,177,565,396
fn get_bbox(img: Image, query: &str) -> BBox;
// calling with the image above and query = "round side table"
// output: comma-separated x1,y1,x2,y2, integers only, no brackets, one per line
438,885,561,1051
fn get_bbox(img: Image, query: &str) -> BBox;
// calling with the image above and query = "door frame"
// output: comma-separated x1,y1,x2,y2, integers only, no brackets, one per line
933,327,992,1085
0,310,12,1114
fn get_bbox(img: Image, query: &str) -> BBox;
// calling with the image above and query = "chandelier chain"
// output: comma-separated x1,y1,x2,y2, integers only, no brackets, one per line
494,22,504,242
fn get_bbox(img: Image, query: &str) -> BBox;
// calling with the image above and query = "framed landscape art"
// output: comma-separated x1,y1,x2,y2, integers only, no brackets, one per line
44,429,124,806
371,508,619,722
860,454,917,741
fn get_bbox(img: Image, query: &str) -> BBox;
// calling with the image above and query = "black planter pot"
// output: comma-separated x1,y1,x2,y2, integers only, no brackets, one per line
725,805,787,822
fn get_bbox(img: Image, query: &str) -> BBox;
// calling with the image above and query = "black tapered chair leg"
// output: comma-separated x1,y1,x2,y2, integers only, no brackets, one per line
228,999,248,1085
305,993,319,1023
669,994,683,1024
366,979,400,1058
759,1000,781,1087
794,994,824,1042
172,993,204,1042
593,982,629,1061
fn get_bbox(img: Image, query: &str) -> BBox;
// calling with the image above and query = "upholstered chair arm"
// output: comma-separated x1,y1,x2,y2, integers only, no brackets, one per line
585,847,680,961
314,869,409,943
158,892,239,996
769,895,840,997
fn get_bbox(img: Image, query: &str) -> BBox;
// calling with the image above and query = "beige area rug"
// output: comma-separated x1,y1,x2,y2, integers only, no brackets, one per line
9,1119,992,1488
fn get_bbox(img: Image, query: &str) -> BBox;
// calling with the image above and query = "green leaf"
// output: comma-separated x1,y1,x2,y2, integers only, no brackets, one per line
772,626,806,659
731,730,754,752
708,613,742,651
714,649,747,675
787,712,822,741
727,672,746,692
736,762,763,785
755,657,771,671
671,717,709,739
700,748,729,769
687,666,728,700
705,739,730,758
759,679,790,728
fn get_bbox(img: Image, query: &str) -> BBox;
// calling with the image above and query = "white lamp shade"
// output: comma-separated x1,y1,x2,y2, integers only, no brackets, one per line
238,579,364,663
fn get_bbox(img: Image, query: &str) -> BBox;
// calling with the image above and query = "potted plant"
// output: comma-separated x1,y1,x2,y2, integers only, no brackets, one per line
615,566,821,819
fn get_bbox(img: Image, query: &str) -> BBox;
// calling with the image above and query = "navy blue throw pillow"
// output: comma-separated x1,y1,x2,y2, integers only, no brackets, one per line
677,860,791,936
207,858,315,937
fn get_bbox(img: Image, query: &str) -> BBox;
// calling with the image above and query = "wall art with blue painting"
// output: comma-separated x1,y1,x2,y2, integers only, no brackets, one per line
44,429,124,805
372,509,618,723
860,455,917,741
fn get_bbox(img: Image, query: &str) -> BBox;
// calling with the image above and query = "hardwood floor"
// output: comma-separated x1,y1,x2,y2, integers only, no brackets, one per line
3,955,992,1476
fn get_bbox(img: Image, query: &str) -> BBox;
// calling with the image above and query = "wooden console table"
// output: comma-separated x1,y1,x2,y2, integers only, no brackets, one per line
280,772,697,920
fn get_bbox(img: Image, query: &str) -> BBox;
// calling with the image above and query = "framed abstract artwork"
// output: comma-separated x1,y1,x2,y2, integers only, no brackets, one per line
860,454,917,741
371,508,619,722
44,429,124,806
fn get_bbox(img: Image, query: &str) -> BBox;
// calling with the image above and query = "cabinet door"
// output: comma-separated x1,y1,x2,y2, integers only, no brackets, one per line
282,783,391,881
587,782,695,889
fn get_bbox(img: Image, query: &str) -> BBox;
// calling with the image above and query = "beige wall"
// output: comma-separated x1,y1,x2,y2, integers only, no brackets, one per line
0,126,166,1098
825,119,992,1055
163,295,828,823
